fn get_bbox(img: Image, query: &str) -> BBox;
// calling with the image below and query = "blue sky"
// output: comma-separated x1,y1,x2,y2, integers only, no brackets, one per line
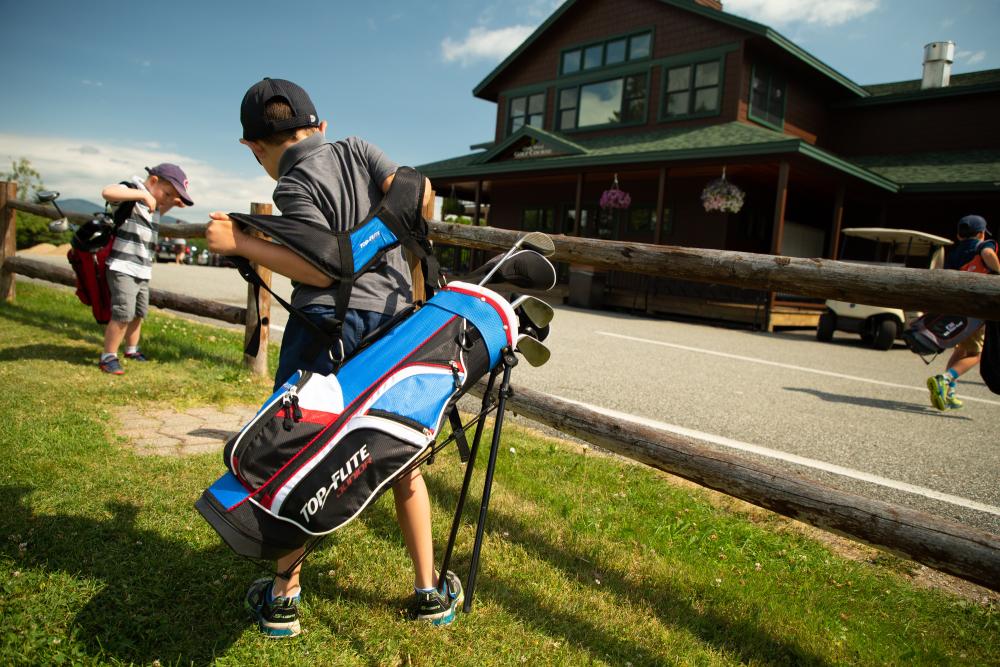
2,0,997,222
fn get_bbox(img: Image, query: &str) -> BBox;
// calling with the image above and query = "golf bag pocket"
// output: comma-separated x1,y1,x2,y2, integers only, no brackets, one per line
903,314,983,356
197,282,514,559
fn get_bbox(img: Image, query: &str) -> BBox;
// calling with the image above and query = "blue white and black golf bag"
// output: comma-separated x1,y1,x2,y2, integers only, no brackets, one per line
196,167,556,609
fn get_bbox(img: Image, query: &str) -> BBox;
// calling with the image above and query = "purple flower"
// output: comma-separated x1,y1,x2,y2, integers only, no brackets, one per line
600,187,632,210
701,178,744,213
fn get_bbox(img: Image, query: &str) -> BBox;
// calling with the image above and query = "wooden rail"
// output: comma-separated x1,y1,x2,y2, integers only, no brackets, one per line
473,381,1000,592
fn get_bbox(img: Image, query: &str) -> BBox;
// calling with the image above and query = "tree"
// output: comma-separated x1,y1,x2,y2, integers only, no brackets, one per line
4,157,45,201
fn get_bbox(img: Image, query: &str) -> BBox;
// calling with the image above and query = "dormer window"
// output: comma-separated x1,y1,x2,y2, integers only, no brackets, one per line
560,30,653,75
661,57,723,120
749,64,786,130
508,92,546,135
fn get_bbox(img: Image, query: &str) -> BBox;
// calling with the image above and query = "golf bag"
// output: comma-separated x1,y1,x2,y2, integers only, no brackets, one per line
195,280,518,560
982,321,1000,394
66,183,138,324
902,314,984,358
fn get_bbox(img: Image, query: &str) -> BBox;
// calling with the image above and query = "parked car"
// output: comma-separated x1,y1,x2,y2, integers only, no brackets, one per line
816,228,952,350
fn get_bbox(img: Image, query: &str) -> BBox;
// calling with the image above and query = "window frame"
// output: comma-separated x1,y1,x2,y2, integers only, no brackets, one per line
657,53,726,122
556,69,651,133
506,90,548,136
747,63,787,131
558,28,655,76
521,206,558,234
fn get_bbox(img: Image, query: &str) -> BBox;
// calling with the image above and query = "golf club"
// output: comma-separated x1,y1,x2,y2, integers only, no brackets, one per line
510,294,554,330
38,191,73,233
514,333,551,367
477,231,555,286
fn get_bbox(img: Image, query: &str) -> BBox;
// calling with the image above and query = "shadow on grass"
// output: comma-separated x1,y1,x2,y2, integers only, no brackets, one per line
0,343,101,367
0,300,242,368
0,485,256,666
354,474,832,666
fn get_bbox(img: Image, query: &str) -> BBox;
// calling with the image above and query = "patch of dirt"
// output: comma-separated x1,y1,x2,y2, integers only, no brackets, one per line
22,243,71,256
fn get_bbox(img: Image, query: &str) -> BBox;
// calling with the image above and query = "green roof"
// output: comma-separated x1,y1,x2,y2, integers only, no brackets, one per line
863,68,1000,97
851,150,1000,191
417,121,898,191
473,0,869,101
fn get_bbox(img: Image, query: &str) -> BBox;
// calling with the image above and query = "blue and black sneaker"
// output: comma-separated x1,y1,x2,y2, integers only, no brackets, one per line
412,570,464,625
245,577,301,638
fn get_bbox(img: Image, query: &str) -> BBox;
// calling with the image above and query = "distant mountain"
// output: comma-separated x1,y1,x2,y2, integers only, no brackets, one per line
56,198,187,224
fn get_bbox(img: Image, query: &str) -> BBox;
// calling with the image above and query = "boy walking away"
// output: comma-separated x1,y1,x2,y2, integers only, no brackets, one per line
205,78,459,638
99,164,193,375
927,214,999,410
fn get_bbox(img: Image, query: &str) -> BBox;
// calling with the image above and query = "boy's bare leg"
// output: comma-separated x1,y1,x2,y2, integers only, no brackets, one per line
103,320,128,356
392,468,436,589
272,549,303,597
124,318,143,349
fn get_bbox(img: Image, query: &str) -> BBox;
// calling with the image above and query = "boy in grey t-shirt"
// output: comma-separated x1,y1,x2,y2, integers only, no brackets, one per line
206,78,460,637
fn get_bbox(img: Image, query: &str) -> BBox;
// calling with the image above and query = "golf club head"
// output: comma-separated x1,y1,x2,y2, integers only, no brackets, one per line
36,190,60,204
510,294,554,330
467,250,557,290
519,231,556,257
48,218,71,233
515,333,551,367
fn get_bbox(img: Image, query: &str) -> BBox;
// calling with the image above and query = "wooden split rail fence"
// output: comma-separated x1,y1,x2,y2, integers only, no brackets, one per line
2,182,999,592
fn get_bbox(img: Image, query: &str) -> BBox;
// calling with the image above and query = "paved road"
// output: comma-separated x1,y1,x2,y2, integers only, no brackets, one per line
21,253,1000,533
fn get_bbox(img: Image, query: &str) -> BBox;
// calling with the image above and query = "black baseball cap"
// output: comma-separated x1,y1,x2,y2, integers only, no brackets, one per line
958,214,990,237
240,78,320,141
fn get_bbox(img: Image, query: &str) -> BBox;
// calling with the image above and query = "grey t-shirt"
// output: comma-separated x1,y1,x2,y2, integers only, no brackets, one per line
273,133,412,315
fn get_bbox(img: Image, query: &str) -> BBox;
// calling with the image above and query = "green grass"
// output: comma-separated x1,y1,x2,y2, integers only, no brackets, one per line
1,282,997,666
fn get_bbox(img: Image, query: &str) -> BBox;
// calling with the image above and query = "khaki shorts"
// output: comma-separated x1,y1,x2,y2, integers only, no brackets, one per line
108,270,149,322
955,324,985,356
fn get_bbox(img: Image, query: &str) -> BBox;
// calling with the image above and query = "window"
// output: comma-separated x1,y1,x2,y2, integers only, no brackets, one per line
663,59,722,118
626,207,657,235
560,31,652,75
749,65,786,129
558,72,647,130
508,92,545,135
522,207,556,233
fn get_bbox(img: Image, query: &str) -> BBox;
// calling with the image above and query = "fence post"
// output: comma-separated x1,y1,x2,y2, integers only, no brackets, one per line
0,181,17,303
243,202,273,377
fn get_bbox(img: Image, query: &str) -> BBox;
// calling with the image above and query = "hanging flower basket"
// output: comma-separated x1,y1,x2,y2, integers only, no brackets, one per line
600,174,632,210
701,172,745,214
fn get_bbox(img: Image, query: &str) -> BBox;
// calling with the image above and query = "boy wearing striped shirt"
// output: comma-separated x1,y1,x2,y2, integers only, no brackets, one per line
98,163,193,374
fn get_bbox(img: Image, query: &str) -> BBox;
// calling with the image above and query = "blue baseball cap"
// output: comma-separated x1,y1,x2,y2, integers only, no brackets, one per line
146,163,194,206
957,214,989,237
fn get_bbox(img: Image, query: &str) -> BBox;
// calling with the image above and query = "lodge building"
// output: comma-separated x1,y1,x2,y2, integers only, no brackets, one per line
418,0,1000,329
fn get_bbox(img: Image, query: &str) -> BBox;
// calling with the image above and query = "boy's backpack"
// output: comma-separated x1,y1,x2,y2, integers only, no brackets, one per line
902,314,984,358
195,280,518,560
66,182,138,324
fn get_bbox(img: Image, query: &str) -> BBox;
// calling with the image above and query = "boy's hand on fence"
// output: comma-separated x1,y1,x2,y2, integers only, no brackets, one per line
206,212,244,255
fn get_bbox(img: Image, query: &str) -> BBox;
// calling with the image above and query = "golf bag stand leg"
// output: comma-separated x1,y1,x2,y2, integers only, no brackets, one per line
463,349,517,613
437,365,501,596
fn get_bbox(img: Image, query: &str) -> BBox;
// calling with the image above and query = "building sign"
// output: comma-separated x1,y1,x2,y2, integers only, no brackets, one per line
513,142,556,159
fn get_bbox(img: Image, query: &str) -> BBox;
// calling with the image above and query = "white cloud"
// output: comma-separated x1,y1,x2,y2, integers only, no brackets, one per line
725,0,879,27
81,79,103,87
956,49,986,65
0,133,275,224
441,25,536,66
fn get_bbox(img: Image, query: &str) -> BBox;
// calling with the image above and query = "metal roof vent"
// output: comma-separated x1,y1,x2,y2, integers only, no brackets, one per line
921,41,954,89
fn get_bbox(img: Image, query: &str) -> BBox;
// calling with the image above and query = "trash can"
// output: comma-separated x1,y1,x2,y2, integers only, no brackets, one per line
568,265,605,308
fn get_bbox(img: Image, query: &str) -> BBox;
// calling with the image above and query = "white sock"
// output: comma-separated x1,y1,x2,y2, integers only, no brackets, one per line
126,346,139,355
101,352,117,362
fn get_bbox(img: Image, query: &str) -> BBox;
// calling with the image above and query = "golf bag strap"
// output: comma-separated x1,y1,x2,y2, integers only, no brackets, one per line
448,405,471,463
108,181,138,230
231,256,340,358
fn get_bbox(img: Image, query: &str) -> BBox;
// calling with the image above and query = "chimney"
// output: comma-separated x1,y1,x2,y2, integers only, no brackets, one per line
694,0,723,10
921,41,954,89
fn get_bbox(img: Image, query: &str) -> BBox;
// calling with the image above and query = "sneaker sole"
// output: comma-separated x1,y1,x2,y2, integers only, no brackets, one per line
926,378,947,411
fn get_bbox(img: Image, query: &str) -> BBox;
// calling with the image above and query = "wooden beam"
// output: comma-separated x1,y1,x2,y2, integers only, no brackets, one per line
830,185,846,259
470,381,1000,592
573,172,583,237
4,256,246,323
473,180,482,227
767,161,790,330
243,202,273,377
654,167,667,245
426,221,1000,321
1,182,16,303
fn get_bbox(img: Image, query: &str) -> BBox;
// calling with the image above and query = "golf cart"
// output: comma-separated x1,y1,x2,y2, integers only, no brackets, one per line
816,228,952,350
